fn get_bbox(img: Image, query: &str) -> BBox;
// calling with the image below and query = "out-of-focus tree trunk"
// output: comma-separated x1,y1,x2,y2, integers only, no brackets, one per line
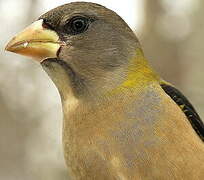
139,0,204,118
182,0,204,119
27,0,38,22
0,0,40,179
140,0,182,86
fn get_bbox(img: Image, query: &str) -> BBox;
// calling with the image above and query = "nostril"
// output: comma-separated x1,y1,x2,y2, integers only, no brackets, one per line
42,19,55,30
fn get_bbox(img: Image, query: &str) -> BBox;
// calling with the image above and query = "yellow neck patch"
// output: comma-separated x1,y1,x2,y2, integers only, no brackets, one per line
108,48,159,95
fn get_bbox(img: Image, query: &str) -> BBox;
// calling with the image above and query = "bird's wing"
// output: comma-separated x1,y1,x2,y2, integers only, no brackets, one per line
160,82,204,142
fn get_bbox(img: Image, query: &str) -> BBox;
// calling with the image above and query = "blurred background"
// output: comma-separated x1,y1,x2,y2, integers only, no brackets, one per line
0,0,204,179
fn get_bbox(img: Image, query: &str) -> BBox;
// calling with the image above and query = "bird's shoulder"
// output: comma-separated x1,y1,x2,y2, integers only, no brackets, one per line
160,81,204,142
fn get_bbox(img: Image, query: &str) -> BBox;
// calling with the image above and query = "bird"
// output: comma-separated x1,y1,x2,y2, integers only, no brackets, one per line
5,2,204,180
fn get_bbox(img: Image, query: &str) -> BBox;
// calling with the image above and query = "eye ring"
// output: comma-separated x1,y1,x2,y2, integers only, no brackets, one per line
65,16,90,35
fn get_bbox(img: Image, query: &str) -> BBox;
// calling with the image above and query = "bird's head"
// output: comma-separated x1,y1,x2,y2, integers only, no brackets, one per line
5,2,142,100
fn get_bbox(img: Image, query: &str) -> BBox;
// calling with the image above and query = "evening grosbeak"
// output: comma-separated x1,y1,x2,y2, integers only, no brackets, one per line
5,2,204,180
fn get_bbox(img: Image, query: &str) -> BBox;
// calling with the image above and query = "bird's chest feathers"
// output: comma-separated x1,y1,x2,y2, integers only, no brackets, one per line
61,87,167,179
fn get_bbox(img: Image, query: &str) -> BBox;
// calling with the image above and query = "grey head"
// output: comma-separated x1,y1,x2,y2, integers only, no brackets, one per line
7,2,141,100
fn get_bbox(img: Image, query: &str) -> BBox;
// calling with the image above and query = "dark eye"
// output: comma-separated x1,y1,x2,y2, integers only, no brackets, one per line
65,16,89,35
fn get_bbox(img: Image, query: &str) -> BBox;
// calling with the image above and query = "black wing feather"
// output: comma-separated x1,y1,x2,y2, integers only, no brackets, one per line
161,83,204,142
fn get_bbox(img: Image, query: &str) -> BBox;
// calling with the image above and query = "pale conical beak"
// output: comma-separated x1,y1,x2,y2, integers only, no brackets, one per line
5,19,63,62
